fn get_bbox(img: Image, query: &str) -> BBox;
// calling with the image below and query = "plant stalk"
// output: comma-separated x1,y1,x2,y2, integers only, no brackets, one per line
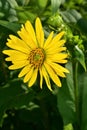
72,60,80,130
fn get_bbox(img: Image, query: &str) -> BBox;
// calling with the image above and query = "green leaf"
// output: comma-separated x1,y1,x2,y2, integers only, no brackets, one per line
77,18,87,34
17,10,36,23
0,20,21,33
7,0,18,8
0,79,35,126
0,12,5,18
75,45,86,71
18,107,42,123
21,0,30,5
60,9,82,23
57,62,75,125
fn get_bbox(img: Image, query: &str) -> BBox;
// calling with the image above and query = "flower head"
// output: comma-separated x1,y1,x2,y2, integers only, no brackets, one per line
3,17,69,91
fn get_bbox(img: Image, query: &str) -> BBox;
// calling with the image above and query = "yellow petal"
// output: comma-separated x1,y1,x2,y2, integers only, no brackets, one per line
52,31,65,43
56,40,66,47
18,26,37,49
9,60,28,70
35,17,44,47
48,53,68,62
56,59,68,63
48,62,66,77
42,65,52,91
39,68,43,89
51,40,66,49
23,67,34,83
28,68,38,87
6,35,30,54
44,31,54,49
48,61,69,73
56,70,66,77
46,39,65,51
3,50,28,61
46,47,66,55
5,57,11,61
18,64,31,78
44,62,62,87
25,21,37,47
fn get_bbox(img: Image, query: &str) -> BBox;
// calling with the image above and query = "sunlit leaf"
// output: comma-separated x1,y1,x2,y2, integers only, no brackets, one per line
37,0,48,8
57,62,75,125
64,123,74,130
51,0,64,13
7,0,18,8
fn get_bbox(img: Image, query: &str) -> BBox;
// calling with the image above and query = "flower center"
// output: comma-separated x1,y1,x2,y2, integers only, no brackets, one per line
29,48,45,68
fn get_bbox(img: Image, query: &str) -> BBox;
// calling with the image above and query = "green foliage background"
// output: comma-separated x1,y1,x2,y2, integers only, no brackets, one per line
0,0,87,130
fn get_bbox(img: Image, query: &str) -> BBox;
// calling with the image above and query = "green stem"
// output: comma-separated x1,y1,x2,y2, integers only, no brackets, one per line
72,60,80,130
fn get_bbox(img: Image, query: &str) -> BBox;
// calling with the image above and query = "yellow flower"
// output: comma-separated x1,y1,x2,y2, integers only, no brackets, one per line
3,17,69,91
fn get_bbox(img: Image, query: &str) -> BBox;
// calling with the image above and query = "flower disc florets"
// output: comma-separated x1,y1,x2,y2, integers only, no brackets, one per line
29,48,45,68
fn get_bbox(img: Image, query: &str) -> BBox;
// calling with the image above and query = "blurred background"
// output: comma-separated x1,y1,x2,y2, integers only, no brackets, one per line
0,0,87,130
